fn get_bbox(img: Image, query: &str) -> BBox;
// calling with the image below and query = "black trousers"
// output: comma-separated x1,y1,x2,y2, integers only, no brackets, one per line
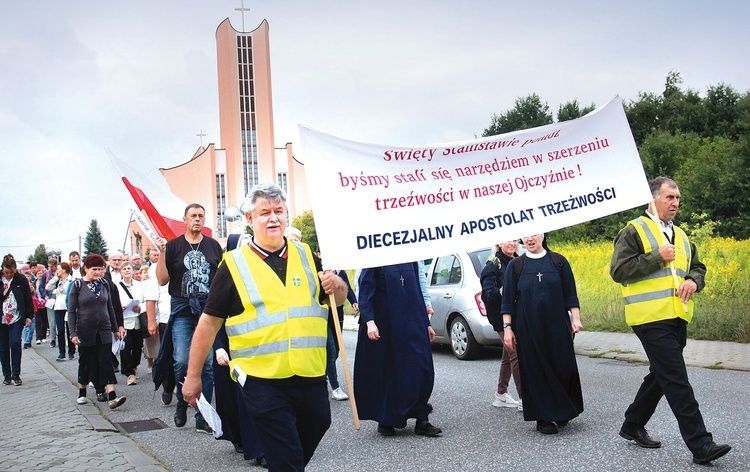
624,318,712,453
54,311,75,358
78,335,117,387
35,310,49,341
241,377,331,471
120,328,143,377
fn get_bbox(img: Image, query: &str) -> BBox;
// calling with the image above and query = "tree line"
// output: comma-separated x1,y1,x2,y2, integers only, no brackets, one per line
27,219,109,264
483,71,750,242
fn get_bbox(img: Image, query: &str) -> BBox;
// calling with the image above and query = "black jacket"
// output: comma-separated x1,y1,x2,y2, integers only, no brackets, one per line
3,272,34,322
480,251,516,331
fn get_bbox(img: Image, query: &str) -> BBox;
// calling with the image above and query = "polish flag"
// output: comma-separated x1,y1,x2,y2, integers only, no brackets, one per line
108,149,212,241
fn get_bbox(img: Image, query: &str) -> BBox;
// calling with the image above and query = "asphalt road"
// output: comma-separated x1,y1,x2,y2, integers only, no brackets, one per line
39,330,748,471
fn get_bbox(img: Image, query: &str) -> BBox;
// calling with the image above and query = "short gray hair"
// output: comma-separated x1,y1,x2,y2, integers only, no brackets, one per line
649,176,678,198
244,183,288,215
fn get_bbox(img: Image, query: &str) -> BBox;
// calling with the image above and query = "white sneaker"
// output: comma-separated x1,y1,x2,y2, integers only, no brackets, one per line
492,392,519,408
35,340,42,345
127,375,137,386
517,400,523,411
331,387,349,401
76,396,87,405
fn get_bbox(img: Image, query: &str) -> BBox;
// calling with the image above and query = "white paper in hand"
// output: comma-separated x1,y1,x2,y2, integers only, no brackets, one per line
196,393,223,439
111,335,126,355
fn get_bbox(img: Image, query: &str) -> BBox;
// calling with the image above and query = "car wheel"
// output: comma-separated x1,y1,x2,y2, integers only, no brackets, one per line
450,315,480,360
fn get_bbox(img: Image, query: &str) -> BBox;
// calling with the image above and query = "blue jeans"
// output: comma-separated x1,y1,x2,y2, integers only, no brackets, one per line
325,330,341,390
0,320,24,378
22,317,35,345
172,315,214,416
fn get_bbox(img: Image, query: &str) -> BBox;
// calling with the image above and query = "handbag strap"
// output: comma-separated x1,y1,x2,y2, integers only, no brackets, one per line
119,281,134,300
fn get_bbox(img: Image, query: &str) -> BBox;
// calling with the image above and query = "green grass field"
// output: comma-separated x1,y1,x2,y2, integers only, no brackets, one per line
559,237,750,343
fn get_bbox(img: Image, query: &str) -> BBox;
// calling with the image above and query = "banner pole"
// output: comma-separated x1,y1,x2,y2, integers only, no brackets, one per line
329,291,360,430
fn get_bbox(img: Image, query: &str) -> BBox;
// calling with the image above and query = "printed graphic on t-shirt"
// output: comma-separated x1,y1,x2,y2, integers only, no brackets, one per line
181,250,210,297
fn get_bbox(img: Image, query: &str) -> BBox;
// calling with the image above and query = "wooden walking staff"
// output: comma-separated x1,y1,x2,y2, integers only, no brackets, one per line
648,201,689,313
328,291,361,430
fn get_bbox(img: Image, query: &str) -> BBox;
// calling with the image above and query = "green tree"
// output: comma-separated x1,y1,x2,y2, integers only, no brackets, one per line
26,244,48,266
625,91,661,146
291,210,318,254
659,71,706,136
638,130,694,179
557,100,596,122
704,83,742,138
483,94,553,136
84,219,109,258
482,72,750,241
676,135,749,238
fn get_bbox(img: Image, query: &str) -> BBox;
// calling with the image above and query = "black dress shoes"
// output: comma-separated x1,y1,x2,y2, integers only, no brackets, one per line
692,441,731,464
174,399,188,427
537,421,559,435
255,456,268,468
415,420,442,437
377,424,396,436
619,426,661,448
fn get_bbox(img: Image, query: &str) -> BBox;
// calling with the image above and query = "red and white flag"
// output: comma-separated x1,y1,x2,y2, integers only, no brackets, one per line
107,150,212,242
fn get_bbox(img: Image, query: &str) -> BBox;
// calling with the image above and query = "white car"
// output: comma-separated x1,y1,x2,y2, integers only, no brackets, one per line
424,247,503,360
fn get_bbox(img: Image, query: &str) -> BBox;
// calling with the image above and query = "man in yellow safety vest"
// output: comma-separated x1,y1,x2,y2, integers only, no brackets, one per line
182,183,347,471
610,176,730,465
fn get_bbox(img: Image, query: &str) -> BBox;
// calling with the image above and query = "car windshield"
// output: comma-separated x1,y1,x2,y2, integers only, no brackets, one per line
468,247,494,277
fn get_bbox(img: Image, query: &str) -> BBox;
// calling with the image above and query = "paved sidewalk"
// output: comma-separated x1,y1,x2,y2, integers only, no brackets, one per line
574,330,750,372
2,346,168,472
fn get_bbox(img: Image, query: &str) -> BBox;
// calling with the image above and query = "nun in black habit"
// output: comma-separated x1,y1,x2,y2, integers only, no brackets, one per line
500,234,584,435
354,262,442,437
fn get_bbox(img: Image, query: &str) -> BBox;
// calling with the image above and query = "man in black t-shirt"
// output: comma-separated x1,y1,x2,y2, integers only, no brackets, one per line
156,203,223,433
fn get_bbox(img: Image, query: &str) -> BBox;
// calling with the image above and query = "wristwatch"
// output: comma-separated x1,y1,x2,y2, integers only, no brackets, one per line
502,322,512,329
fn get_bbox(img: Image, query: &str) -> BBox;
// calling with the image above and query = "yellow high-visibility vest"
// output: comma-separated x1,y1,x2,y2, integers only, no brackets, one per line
223,241,328,379
621,216,694,326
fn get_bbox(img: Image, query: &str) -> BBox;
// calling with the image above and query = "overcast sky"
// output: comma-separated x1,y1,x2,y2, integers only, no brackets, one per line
2,0,748,261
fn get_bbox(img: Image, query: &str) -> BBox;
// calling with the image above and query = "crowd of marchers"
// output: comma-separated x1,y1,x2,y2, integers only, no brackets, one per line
1,177,731,470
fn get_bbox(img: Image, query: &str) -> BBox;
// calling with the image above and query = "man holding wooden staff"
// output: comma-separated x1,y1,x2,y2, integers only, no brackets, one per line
610,176,730,465
182,183,348,471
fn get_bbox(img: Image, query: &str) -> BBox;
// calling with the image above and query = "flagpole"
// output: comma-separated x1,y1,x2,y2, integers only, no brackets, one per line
122,209,135,254
648,201,688,312
328,291,361,430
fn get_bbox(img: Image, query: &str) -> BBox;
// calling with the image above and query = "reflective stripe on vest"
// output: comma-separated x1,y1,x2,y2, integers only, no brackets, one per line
223,241,328,379
621,216,694,325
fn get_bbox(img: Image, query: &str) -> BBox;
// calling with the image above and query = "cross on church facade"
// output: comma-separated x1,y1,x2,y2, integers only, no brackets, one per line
196,130,206,147
235,0,251,32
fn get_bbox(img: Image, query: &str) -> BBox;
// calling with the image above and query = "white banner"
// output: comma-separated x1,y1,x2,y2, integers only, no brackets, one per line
299,97,651,270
